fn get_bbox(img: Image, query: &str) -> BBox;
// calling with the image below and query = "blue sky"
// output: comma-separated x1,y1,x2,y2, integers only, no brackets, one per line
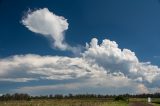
1,0,160,95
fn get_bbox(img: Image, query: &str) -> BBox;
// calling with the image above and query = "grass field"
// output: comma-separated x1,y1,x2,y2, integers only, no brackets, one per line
0,98,159,106
0,99,128,106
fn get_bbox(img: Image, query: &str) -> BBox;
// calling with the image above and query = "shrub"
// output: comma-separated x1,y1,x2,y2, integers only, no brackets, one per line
114,96,127,101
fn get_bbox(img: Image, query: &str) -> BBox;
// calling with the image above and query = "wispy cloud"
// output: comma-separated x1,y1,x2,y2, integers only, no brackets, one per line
153,56,160,58
0,78,37,82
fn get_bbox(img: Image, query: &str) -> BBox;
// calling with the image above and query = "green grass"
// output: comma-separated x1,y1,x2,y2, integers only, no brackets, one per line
0,99,128,106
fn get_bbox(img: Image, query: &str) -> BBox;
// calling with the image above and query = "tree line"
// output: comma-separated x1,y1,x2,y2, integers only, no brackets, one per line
0,93,160,101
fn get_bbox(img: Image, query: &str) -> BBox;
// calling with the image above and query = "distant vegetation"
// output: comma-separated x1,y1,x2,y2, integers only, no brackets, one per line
0,93,160,101
0,93,160,106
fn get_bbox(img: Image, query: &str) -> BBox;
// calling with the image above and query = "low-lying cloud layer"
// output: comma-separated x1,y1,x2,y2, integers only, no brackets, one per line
0,54,105,81
0,8,160,95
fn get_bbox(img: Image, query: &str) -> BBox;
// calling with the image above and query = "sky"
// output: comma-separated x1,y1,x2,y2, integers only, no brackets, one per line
1,0,160,95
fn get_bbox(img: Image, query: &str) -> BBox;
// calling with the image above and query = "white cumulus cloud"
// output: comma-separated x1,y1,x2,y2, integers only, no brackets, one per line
22,8,79,53
83,38,160,83
1,38,160,94
1,8,160,94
